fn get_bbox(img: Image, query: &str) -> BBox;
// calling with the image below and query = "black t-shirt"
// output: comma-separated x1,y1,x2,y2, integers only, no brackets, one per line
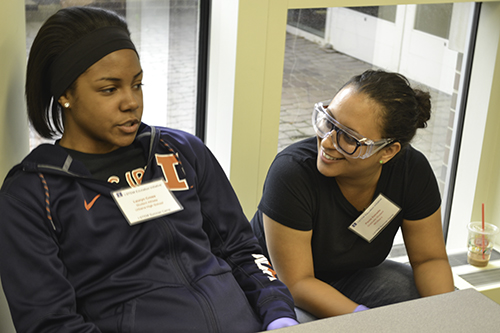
61,142,147,187
251,137,441,283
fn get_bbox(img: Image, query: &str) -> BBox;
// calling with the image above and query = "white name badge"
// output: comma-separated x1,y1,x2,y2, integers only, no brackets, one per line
112,179,183,225
348,193,401,243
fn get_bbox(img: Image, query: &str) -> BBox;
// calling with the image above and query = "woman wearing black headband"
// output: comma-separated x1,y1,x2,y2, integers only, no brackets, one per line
0,6,298,332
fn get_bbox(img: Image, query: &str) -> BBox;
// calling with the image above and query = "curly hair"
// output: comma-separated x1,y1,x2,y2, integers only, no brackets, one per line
340,69,431,151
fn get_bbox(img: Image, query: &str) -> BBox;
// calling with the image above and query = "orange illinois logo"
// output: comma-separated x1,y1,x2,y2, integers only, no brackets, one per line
107,176,120,184
252,254,277,281
125,168,145,187
107,168,145,187
155,154,189,191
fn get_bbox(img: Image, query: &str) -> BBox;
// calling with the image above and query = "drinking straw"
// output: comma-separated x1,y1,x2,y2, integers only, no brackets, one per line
482,203,485,259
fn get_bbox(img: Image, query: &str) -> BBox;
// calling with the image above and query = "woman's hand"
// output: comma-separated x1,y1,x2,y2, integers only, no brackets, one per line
266,317,299,330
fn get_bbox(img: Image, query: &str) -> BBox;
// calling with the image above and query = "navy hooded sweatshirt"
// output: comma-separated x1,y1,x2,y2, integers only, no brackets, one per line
0,124,296,333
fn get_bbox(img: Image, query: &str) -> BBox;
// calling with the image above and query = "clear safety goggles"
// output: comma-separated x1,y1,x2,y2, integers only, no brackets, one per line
312,101,394,159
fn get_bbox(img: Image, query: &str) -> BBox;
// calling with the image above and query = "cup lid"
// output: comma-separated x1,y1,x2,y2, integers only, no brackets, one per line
468,221,500,234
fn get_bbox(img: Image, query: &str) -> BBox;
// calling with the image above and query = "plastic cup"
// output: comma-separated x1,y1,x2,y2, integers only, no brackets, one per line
467,222,499,267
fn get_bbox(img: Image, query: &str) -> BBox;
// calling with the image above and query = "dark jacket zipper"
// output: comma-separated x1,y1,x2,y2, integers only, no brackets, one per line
159,219,220,332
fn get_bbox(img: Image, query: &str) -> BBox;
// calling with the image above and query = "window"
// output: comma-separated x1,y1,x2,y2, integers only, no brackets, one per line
414,4,453,39
287,8,327,38
348,6,397,22
280,3,478,248
25,0,206,149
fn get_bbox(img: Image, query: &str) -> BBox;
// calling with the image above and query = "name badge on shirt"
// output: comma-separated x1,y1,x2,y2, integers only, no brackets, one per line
348,193,401,243
112,179,184,225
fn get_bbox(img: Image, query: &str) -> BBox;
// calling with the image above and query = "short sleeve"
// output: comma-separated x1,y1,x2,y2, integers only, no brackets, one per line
402,147,441,220
258,153,317,231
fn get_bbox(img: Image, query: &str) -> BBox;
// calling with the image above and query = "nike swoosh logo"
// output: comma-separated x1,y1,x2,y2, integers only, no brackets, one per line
84,194,101,211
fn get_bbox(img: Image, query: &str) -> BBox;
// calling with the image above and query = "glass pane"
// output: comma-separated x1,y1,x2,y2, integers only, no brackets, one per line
287,8,327,38
415,4,453,39
347,6,397,23
280,3,475,249
25,0,200,150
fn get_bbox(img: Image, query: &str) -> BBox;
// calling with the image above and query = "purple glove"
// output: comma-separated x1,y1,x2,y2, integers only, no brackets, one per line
353,304,370,313
266,317,300,330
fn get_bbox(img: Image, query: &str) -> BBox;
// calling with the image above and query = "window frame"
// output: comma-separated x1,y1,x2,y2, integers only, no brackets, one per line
206,0,500,254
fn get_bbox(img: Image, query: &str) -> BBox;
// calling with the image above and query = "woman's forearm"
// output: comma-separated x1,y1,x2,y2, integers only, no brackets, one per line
290,276,359,318
412,258,455,297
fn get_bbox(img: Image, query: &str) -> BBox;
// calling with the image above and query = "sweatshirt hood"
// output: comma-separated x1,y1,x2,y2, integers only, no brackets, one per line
8,123,156,179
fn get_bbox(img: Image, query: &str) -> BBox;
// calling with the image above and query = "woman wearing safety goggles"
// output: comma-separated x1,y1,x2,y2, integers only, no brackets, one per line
312,101,395,160
251,69,454,322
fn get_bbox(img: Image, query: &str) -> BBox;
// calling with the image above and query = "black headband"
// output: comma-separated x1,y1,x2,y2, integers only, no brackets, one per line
49,26,137,100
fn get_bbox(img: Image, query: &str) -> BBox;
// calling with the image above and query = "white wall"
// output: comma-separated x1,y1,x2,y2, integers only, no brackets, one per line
0,0,27,331
205,0,239,176
0,0,30,184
